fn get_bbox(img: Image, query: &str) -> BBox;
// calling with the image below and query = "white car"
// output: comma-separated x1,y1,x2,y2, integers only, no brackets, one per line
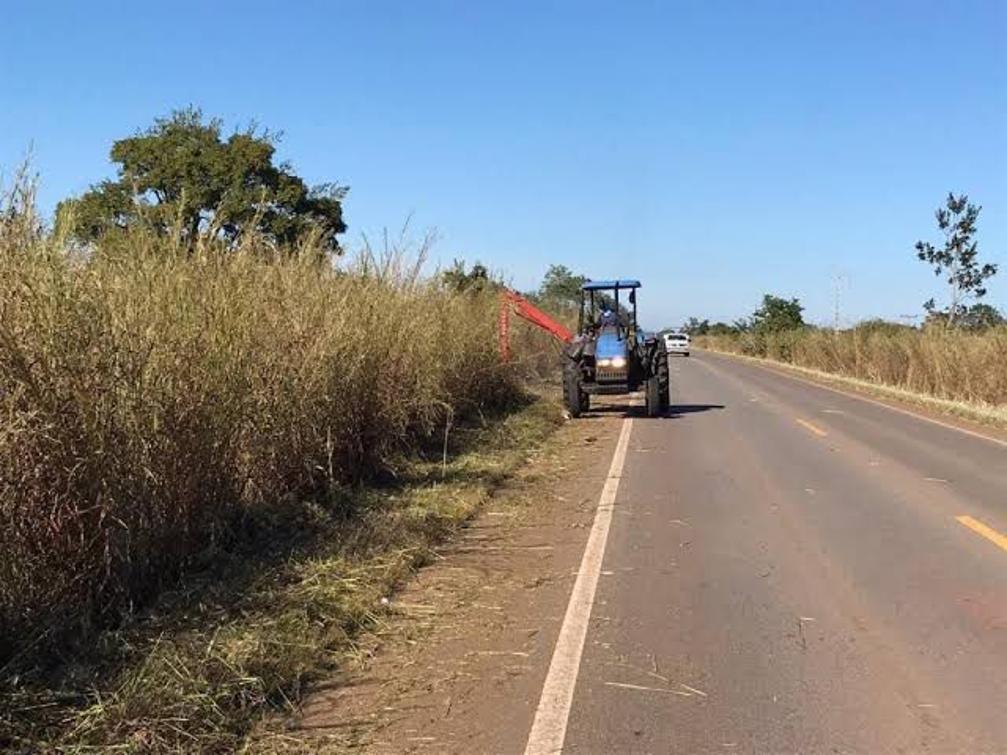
663,332,690,356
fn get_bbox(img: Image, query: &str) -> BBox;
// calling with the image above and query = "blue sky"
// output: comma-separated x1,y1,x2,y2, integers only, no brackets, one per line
2,1,1005,328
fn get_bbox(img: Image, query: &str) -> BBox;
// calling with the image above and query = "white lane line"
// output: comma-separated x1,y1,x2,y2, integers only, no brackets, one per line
524,416,634,755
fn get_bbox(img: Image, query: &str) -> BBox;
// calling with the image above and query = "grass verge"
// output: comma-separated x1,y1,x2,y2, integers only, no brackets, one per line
699,347,1007,430
696,325,1007,409
0,394,565,753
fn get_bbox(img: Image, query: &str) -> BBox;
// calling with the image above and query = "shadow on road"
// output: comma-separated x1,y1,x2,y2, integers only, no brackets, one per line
579,402,725,419
668,403,725,417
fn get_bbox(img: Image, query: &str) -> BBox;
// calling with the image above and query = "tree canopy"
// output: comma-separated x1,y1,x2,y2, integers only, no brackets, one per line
751,294,805,333
959,302,1005,330
537,264,587,309
677,318,741,336
440,259,496,293
681,317,710,335
927,302,1005,331
915,193,997,326
57,108,347,252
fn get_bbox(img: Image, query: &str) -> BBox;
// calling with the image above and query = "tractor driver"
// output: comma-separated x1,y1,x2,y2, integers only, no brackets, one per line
599,307,618,328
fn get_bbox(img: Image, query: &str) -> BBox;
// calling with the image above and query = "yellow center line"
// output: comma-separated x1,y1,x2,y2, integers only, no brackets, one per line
956,515,1007,553
796,418,828,437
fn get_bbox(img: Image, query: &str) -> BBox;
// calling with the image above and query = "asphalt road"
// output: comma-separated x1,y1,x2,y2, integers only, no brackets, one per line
552,351,1007,754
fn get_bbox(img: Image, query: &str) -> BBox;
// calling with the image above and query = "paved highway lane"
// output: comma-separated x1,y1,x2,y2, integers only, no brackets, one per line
538,351,1007,754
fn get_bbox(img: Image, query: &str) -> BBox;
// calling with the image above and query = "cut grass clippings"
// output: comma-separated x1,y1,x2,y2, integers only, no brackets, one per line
0,396,565,753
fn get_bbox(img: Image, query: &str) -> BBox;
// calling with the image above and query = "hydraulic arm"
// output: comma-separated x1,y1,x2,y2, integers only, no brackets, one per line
498,289,573,360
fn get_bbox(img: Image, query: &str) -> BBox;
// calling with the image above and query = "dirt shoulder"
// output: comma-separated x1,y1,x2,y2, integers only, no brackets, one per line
270,404,628,753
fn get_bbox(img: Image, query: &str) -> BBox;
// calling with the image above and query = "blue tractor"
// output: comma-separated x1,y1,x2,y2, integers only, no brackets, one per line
563,279,670,418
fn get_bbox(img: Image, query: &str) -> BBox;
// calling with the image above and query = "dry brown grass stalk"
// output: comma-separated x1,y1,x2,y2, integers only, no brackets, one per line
0,171,551,673
698,323,1007,412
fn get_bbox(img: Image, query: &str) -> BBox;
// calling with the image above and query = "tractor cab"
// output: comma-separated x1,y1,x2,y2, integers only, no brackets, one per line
578,280,640,383
563,279,670,418
579,280,638,333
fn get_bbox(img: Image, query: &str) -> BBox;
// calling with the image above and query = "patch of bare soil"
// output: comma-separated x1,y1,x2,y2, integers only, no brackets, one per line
277,404,628,753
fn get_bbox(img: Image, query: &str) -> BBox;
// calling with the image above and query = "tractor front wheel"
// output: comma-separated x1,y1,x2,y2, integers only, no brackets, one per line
564,366,584,418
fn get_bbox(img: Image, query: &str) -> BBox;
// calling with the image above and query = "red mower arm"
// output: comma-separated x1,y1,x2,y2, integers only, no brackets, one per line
499,289,574,360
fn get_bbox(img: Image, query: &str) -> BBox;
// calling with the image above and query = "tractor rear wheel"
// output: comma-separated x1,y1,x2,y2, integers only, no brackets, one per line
564,366,584,418
658,352,671,410
645,374,662,417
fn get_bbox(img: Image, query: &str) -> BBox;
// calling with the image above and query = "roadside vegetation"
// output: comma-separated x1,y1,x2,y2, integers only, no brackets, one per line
689,194,1006,415
0,112,567,750
697,324,1007,412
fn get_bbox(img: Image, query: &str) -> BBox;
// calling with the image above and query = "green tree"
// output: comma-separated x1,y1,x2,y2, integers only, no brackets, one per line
57,108,347,252
958,302,1005,330
709,321,738,336
682,317,710,335
440,259,495,293
538,265,587,309
915,193,997,326
751,294,804,333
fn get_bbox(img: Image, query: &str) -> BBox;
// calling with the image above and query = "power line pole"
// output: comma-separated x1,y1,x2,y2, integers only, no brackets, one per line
830,269,848,330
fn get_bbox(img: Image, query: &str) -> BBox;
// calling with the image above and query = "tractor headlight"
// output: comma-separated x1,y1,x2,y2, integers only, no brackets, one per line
610,356,627,369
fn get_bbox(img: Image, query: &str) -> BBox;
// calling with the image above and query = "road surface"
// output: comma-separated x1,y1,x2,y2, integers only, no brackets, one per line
532,351,1007,754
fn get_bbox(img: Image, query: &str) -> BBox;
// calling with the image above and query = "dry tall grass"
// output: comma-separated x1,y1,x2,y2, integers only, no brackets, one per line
0,174,534,666
699,323,1007,408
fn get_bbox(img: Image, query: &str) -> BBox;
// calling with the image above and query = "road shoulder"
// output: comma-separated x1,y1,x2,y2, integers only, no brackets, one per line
275,407,626,753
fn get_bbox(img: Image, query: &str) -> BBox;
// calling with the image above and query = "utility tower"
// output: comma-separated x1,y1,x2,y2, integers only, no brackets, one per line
830,269,848,330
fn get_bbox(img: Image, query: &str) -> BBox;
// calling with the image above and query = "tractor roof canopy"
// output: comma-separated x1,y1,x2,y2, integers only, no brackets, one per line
581,279,641,291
